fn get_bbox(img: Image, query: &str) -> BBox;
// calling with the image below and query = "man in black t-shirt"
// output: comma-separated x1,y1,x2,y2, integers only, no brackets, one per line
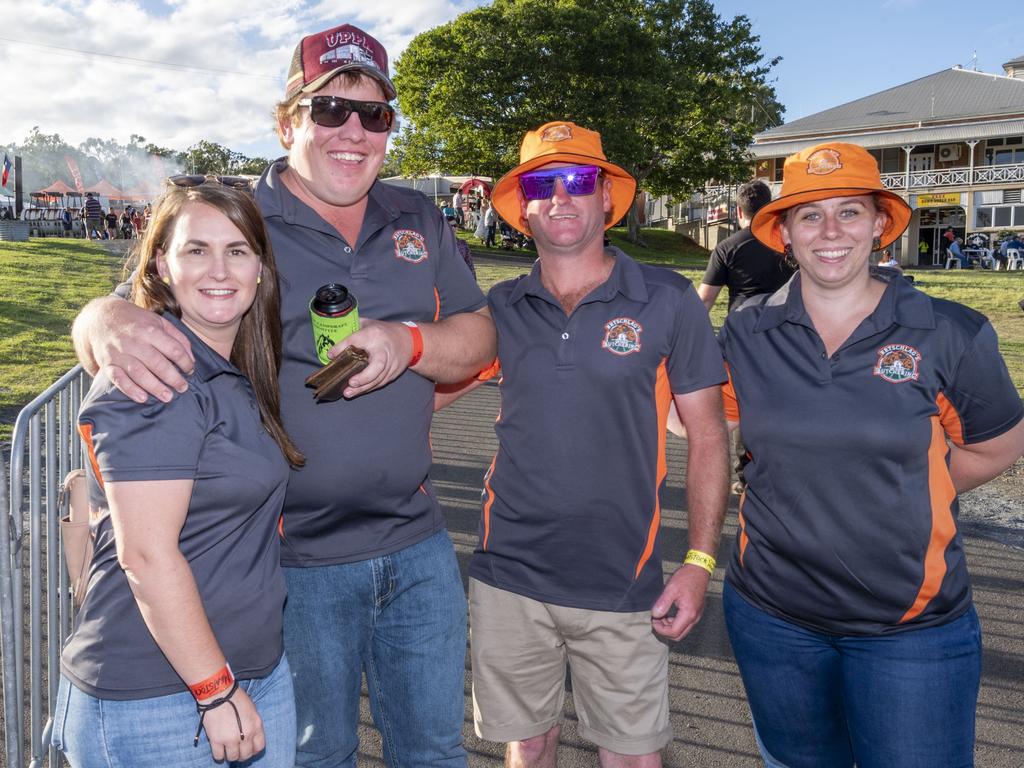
697,180,793,313
697,180,793,492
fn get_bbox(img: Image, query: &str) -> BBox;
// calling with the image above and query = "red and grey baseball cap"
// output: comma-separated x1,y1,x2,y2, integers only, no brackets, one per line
284,23,396,101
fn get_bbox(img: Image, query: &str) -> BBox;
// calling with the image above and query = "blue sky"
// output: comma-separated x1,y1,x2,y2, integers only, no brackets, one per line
2,0,1022,164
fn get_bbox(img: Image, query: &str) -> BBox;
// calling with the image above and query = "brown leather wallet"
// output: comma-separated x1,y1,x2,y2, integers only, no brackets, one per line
304,346,370,402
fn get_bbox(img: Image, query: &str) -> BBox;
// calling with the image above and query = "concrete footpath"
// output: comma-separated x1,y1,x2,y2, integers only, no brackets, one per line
346,381,1024,767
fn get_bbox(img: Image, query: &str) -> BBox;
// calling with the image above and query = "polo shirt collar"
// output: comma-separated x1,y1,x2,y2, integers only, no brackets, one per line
255,158,416,244
161,312,243,382
507,246,649,307
754,268,935,334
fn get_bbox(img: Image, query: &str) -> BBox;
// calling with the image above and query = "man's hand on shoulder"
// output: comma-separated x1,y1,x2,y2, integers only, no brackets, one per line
73,297,194,404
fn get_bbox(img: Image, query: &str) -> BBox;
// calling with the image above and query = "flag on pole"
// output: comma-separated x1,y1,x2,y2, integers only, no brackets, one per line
1,154,11,188
65,156,84,193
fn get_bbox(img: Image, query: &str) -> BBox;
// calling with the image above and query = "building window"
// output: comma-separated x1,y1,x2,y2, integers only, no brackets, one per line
983,137,1024,165
975,205,1024,228
868,149,902,174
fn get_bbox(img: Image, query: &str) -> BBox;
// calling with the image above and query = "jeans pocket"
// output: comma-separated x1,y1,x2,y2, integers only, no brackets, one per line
49,678,71,753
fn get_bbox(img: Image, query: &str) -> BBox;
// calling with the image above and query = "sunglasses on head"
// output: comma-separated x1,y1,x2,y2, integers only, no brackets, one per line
518,165,601,201
297,96,396,133
168,175,252,192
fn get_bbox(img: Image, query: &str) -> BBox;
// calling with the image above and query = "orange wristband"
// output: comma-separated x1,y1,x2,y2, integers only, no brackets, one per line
189,663,234,701
403,321,423,367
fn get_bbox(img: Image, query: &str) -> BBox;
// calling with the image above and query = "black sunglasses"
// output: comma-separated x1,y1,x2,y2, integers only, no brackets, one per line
297,96,395,133
168,175,253,192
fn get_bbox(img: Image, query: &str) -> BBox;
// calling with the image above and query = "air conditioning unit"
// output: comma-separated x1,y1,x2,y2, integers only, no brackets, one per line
938,144,961,161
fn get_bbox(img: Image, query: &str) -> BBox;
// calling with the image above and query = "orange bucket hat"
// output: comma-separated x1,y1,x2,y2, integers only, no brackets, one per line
490,121,637,236
750,142,911,252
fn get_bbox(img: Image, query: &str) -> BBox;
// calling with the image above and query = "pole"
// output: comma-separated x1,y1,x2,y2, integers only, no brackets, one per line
14,156,23,218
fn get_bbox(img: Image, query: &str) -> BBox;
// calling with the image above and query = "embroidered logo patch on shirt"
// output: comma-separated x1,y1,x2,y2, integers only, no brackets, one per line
393,230,429,263
873,343,921,383
602,317,643,356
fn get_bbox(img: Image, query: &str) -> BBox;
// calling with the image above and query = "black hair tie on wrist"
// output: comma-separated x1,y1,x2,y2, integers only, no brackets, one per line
193,680,244,747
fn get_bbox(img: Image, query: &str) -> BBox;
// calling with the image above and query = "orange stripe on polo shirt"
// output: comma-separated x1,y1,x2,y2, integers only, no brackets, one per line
721,365,740,422
278,514,285,539
634,359,671,579
737,494,749,566
480,451,499,550
433,287,441,322
77,423,104,491
900,412,958,623
936,391,965,446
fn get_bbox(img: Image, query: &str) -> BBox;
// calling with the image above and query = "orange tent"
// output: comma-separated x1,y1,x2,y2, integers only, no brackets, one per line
85,179,127,199
36,180,78,195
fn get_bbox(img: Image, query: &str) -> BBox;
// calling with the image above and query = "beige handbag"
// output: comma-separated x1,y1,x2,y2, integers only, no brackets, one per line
59,468,93,605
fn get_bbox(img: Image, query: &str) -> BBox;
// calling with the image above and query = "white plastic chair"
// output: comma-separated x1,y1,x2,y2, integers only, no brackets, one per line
1008,249,1023,270
946,256,961,269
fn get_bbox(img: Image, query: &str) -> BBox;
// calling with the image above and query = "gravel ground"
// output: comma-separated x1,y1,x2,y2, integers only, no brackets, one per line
959,458,1024,549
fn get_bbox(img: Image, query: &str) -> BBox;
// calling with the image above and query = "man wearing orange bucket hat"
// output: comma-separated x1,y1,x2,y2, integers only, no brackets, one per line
716,141,1024,767
461,121,730,764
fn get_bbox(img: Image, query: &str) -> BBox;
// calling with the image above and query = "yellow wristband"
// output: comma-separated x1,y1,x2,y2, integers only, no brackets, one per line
683,549,716,575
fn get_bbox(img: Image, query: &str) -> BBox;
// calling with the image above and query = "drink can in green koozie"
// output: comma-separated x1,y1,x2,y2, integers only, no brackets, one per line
310,283,359,365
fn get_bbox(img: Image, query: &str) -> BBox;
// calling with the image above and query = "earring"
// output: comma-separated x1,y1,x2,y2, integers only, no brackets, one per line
161,276,170,285
783,243,794,259
256,275,262,285
872,236,882,250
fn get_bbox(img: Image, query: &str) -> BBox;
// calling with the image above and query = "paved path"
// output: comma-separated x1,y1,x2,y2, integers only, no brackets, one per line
344,382,1024,767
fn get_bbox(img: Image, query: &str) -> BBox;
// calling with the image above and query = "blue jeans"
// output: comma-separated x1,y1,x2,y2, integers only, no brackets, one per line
723,582,981,768
283,529,468,767
51,656,295,767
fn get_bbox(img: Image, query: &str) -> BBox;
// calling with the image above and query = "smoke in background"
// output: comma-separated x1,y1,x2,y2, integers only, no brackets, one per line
0,129,269,207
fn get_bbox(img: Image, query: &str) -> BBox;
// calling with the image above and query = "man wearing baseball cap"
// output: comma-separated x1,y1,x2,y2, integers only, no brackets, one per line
72,22,494,767
444,121,729,764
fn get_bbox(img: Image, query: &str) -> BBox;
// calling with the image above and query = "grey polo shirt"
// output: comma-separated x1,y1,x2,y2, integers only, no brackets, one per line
62,314,289,700
255,160,486,566
720,270,1023,635
469,249,726,611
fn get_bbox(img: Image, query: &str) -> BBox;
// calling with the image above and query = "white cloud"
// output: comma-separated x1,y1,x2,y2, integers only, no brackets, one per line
1,0,485,160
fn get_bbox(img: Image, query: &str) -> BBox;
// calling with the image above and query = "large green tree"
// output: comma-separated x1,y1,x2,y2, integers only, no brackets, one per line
392,0,783,241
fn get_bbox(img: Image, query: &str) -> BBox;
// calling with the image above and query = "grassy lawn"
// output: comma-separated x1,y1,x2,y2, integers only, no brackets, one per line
3,232,1024,441
0,239,122,440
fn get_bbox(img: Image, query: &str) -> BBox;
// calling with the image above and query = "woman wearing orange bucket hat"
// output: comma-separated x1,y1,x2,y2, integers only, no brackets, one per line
715,142,1024,767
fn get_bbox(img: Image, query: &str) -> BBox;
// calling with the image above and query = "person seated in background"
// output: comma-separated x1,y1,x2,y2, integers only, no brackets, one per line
947,236,965,268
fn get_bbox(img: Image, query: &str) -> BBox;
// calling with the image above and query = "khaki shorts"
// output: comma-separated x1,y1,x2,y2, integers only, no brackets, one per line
469,578,671,755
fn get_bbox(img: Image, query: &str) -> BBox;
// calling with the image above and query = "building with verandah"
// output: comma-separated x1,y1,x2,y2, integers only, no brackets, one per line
743,55,1024,265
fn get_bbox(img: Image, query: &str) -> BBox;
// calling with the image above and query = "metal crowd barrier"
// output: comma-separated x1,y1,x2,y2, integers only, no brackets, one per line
2,365,90,768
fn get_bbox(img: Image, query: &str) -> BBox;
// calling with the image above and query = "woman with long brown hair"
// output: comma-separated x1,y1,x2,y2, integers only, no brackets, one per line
53,180,302,767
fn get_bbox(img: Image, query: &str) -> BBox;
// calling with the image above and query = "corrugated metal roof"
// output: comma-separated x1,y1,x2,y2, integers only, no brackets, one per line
749,118,1024,159
756,68,1024,141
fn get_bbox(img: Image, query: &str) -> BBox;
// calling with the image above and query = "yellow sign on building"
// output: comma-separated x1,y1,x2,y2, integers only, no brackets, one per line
916,193,961,207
